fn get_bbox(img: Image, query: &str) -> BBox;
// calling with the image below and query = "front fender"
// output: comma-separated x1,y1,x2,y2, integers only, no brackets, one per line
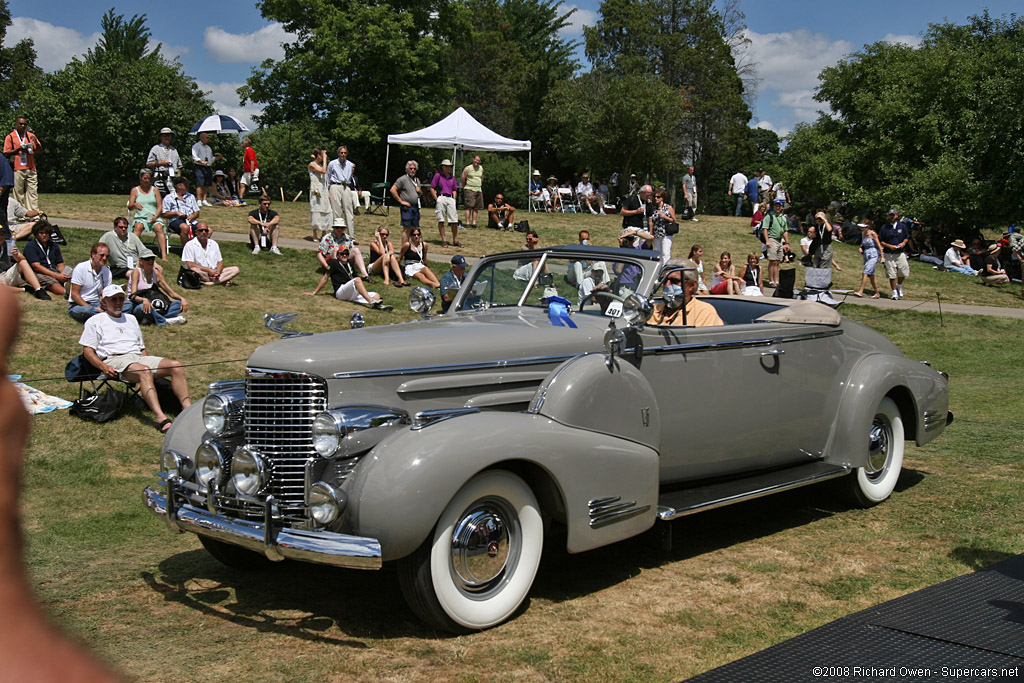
827,354,949,467
344,412,659,561
161,397,211,463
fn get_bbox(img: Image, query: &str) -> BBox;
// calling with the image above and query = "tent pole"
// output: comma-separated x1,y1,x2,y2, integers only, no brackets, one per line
383,145,390,208
528,152,532,212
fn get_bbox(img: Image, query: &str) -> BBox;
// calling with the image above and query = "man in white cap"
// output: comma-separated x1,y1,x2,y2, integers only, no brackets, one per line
430,159,461,247
79,284,192,432
146,127,181,194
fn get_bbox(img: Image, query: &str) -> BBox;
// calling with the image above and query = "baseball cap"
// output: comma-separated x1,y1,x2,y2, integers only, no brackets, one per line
101,284,126,299
451,254,468,267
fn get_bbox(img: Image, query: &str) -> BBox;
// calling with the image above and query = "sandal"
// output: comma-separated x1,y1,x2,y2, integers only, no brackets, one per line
870,293,880,299
442,241,449,247
851,291,863,298
453,241,462,247
157,418,173,433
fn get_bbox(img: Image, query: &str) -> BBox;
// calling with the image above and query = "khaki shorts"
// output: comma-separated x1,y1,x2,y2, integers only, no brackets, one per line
435,195,458,223
241,171,254,186
2,264,25,287
463,188,484,210
106,352,163,374
766,238,784,261
883,252,910,279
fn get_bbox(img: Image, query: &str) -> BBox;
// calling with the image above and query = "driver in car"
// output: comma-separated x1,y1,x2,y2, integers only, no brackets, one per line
648,258,723,327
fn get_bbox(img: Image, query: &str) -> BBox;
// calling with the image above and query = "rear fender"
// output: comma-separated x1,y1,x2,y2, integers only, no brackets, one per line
345,412,659,561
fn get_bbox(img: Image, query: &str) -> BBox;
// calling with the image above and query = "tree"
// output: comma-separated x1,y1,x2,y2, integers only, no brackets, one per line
783,12,1024,232
0,0,43,115
86,9,158,64
19,12,211,193
241,0,452,181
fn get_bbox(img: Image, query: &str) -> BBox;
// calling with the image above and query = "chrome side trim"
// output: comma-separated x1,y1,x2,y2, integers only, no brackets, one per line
657,466,851,521
923,409,946,432
588,496,652,529
143,486,382,570
643,328,843,357
333,354,580,379
412,407,481,430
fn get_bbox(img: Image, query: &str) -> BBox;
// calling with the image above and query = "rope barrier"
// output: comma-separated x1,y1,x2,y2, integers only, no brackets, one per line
15,357,249,385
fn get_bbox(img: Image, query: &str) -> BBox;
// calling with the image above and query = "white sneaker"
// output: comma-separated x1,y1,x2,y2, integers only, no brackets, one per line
165,316,186,325
691,217,699,222
252,245,260,255
270,246,282,255
589,208,598,214
891,292,899,300
897,285,904,298
202,199,211,207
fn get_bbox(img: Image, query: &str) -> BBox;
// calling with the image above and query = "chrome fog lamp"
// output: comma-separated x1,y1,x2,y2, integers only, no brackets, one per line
161,450,194,480
308,482,343,525
230,446,266,496
312,412,342,457
409,285,436,315
195,441,229,489
202,394,230,435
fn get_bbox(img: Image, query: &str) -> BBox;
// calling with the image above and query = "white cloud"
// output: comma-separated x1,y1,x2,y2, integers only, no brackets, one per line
5,17,99,71
754,120,791,139
882,33,922,48
203,23,289,64
559,5,598,37
195,80,262,132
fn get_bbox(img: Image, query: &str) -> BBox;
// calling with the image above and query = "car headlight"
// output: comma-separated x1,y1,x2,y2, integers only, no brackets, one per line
308,482,344,525
409,285,436,314
161,450,194,480
195,441,229,489
312,406,410,458
202,387,244,436
230,446,266,496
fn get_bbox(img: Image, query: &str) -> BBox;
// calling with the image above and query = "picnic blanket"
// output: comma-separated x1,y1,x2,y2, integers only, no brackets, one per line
9,375,73,414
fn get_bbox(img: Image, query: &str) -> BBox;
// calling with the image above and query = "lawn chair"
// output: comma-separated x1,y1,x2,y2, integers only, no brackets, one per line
798,267,840,307
64,353,141,404
366,183,390,216
557,187,575,213
528,189,547,213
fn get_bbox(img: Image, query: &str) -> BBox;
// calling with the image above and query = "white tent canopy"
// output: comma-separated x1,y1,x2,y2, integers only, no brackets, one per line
383,107,532,203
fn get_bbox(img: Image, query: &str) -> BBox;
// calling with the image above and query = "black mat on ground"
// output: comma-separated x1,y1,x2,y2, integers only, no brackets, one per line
689,553,1024,682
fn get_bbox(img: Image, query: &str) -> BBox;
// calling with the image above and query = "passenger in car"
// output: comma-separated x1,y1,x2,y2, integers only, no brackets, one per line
648,259,723,327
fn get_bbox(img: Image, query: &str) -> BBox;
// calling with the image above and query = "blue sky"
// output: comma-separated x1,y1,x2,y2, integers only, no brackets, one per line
6,0,1021,137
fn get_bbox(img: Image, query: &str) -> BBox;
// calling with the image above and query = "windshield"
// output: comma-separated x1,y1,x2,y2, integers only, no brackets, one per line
453,252,648,313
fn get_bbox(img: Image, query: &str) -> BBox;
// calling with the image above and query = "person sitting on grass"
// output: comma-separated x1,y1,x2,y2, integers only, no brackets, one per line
80,284,192,433
368,225,407,287
304,246,392,310
100,216,153,279
399,228,441,288
67,242,112,322
181,222,240,286
487,194,516,231
128,250,188,326
6,197,45,240
318,224,372,280
247,197,282,255
1,242,51,300
23,221,70,296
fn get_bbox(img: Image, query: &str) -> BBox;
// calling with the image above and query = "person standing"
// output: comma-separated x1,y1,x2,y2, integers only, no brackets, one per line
191,132,222,207
308,148,331,242
852,220,884,298
327,145,357,240
390,160,422,244
756,169,773,204
146,127,181,195
760,200,788,288
879,209,911,300
649,189,676,268
621,184,652,233
460,155,484,230
3,117,42,212
239,137,265,202
681,165,698,221
728,168,747,217
431,159,461,247
744,174,759,216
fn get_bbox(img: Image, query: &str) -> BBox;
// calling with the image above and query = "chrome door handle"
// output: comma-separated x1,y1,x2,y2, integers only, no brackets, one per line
760,349,785,356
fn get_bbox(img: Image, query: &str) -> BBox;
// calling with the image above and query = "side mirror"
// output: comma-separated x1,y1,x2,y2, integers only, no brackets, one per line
409,286,436,317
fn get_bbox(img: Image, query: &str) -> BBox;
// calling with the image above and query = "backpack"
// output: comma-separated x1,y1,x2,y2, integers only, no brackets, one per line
69,389,123,423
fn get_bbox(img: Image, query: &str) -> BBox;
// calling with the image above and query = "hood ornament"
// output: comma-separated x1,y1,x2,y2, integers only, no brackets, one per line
263,313,312,338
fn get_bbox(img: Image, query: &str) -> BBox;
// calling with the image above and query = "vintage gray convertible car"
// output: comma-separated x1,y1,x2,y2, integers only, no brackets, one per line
144,244,951,632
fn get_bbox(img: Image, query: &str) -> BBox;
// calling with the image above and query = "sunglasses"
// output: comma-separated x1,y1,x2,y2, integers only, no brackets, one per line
412,232,421,237
667,278,682,285
196,229,210,234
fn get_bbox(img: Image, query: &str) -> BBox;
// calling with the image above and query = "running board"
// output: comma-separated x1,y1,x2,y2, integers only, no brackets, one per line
657,462,851,521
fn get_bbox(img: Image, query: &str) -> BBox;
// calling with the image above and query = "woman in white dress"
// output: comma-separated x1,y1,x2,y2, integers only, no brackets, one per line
308,148,332,242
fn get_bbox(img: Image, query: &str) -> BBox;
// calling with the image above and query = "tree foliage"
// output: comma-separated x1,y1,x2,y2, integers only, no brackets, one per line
0,0,43,114
86,9,158,64
21,11,211,193
782,12,1024,232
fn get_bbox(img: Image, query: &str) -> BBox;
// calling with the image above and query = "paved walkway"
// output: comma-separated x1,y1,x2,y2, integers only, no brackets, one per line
52,218,1024,320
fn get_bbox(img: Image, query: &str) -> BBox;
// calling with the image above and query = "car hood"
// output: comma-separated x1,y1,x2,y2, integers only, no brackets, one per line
247,307,613,378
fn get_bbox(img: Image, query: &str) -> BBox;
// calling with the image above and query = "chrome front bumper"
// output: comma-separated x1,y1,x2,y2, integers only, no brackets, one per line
143,485,382,570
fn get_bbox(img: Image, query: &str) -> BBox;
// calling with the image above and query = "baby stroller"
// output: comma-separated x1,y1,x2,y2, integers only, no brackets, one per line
798,267,840,307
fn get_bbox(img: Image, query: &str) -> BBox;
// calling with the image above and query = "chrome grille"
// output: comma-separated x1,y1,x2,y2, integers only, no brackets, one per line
244,369,327,508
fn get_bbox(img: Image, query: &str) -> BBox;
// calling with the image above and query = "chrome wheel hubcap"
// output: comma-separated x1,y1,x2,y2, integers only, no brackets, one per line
867,416,891,478
450,504,513,594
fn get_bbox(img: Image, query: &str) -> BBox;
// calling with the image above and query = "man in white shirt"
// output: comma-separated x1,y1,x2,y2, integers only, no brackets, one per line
327,145,357,240
757,169,773,201
575,173,599,214
191,132,222,207
728,168,747,217
146,127,181,194
181,222,240,286
80,284,191,432
681,165,697,221
161,178,201,245
943,239,977,275
67,242,112,321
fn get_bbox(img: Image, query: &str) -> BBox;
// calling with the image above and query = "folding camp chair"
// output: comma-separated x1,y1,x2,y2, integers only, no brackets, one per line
557,187,575,213
65,353,142,404
366,183,390,216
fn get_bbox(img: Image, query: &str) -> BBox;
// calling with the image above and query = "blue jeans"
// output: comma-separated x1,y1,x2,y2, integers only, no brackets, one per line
734,194,743,216
67,303,101,321
131,300,181,325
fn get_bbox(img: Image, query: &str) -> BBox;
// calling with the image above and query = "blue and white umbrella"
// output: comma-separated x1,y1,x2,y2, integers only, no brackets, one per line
188,114,250,135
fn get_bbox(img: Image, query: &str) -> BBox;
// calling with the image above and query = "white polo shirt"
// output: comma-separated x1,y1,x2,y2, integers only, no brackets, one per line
68,261,111,304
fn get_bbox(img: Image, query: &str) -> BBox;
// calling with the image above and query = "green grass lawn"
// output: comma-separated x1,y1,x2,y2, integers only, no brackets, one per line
10,221,1024,681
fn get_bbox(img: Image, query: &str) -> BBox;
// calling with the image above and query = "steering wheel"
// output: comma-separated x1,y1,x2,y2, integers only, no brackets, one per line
579,289,627,312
